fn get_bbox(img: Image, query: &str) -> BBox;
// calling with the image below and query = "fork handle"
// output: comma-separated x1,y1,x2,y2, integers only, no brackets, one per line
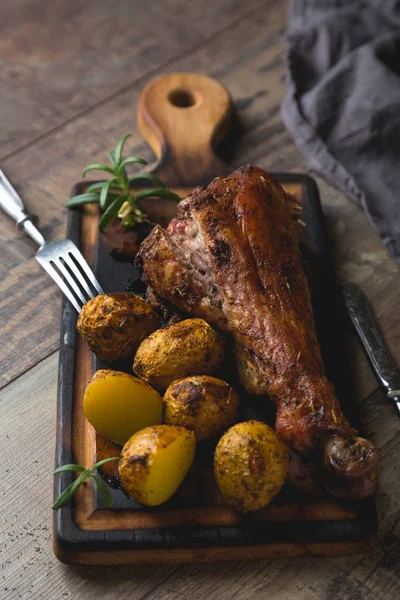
0,169,46,248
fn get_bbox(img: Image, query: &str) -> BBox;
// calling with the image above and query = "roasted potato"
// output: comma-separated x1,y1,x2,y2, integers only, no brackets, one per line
77,293,159,362
132,318,224,391
119,425,196,506
83,370,162,445
214,420,290,512
163,376,239,442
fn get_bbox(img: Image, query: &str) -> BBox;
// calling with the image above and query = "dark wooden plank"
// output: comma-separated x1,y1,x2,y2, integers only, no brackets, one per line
0,0,266,159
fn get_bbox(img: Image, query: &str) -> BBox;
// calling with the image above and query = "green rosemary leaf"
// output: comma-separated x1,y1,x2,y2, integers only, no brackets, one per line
82,163,115,178
108,150,119,170
85,182,105,192
90,475,113,508
53,464,86,474
106,191,124,200
88,457,120,472
64,191,121,209
52,482,76,510
65,192,100,208
134,188,181,203
118,156,148,173
129,173,165,189
66,134,178,232
52,457,119,510
86,180,124,193
118,165,129,185
52,470,92,510
100,178,119,210
98,194,127,231
114,133,132,165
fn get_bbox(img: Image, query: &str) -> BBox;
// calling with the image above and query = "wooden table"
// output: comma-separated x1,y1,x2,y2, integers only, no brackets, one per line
1,0,399,598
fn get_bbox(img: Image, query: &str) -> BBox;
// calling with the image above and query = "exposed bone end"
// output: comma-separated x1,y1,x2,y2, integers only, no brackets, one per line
323,434,379,479
322,434,379,498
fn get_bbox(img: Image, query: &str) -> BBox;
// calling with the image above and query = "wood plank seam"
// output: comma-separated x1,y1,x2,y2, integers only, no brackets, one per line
0,0,272,165
0,349,59,399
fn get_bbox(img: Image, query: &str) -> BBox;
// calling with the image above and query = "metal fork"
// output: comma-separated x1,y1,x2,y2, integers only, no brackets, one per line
0,169,103,312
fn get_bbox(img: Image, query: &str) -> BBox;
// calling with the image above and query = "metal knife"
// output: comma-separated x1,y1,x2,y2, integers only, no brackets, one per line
342,282,400,417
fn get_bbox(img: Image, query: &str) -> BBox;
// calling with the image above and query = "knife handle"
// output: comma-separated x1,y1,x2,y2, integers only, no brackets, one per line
342,282,400,417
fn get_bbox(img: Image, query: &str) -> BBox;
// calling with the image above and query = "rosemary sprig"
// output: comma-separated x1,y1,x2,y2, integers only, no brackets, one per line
65,133,181,231
52,457,119,510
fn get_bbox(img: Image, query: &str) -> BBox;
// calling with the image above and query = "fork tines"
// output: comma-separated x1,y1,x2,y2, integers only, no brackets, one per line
36,239,103,313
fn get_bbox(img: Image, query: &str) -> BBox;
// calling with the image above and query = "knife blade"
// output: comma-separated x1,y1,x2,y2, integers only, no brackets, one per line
342,282,400,417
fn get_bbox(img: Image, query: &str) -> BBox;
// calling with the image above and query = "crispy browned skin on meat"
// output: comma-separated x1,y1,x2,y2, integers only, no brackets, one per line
184,167,356,451
136,166,378,494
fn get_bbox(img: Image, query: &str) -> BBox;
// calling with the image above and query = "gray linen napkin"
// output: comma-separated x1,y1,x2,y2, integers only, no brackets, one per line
281,0,400,262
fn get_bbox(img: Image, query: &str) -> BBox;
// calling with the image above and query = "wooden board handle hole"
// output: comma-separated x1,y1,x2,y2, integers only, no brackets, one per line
168,88,199,108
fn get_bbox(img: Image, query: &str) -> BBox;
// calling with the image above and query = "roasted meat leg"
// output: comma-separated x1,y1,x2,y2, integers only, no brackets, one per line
136,166,378,497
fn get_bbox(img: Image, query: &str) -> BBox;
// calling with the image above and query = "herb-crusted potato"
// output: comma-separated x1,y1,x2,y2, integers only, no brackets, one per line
163,376,239,442
132,318,224,391
83,370,162,446
77,293,159,362
119,425,196,506
214,420,290,512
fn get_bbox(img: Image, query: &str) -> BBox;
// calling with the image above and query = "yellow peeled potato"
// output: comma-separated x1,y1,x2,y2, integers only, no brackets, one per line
83,370,162,446
214,420,290,512
119,425,196,506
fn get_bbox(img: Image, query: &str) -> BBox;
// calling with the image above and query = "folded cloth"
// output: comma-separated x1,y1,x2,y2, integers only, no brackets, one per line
282,0,400,262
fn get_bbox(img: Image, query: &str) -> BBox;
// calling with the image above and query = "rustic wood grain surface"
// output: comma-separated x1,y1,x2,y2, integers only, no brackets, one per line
0,0,399,598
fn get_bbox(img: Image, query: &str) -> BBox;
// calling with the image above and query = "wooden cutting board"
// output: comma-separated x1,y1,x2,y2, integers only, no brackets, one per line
53,73,377,565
